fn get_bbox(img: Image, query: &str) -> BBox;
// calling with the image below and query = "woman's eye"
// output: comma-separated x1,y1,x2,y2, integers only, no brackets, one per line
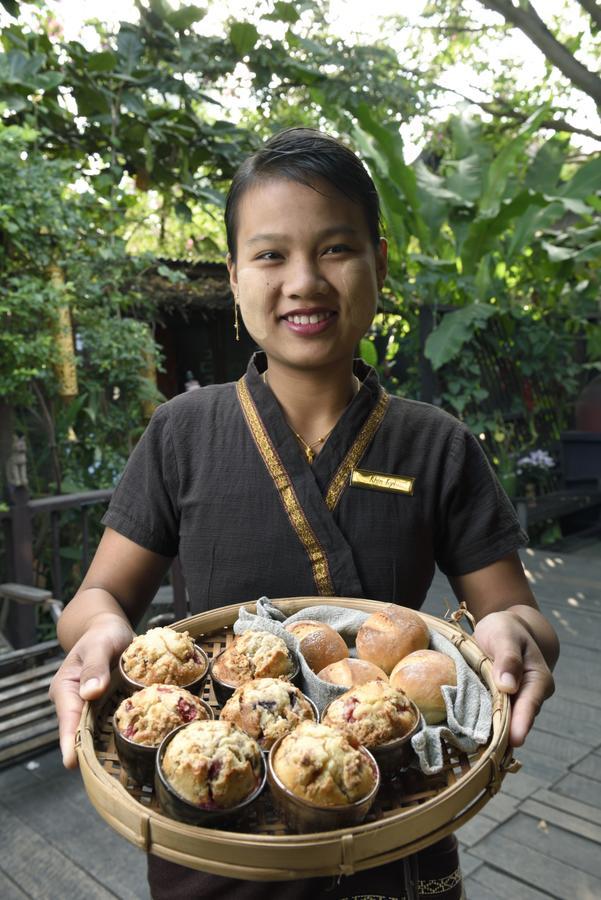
324,244,352,255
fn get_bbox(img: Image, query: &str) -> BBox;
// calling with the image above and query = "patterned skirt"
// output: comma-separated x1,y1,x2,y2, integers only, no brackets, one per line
147,835,463,900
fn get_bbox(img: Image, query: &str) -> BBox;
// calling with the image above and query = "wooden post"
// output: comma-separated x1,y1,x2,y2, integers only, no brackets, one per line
5,486,37,648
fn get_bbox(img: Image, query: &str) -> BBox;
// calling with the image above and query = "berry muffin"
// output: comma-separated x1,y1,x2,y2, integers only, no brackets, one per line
212,631,295,687
113,684,211,746
220,678,316,750
160,720,263,809
322,680,418,748
271,721,376,807
121,627,207,687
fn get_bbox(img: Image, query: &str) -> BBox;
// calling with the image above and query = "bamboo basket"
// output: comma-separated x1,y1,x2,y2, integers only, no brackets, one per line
76,596,520,881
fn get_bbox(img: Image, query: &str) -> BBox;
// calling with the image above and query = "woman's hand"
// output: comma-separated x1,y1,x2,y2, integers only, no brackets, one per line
49,613,135,768
473,609,555,747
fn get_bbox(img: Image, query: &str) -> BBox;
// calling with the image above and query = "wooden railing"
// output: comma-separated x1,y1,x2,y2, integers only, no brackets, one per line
1,486,187,648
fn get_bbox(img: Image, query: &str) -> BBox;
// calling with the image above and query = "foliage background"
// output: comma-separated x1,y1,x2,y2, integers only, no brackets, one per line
0,0,600,592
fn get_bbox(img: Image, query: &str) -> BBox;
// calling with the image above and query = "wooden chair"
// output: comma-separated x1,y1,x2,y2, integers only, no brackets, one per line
0,584,64,767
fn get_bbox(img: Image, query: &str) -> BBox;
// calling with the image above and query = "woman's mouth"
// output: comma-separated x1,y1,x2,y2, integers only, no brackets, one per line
281,309,337,335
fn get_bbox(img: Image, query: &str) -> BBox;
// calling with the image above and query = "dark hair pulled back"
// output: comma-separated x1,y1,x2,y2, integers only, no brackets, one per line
225,127,381,261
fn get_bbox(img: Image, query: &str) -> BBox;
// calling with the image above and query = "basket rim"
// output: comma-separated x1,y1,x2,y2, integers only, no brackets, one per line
77,596,513,878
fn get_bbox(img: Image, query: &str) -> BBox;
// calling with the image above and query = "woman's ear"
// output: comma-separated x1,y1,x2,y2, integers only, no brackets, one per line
376,238,388,290
226,252,238,297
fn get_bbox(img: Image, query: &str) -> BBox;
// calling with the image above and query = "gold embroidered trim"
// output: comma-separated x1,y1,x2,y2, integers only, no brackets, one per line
417,866,463,895
237,377,334,596
343,866,462,898
325,390,390,511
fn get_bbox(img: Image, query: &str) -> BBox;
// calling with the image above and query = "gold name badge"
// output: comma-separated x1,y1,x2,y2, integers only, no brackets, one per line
350,468,415,495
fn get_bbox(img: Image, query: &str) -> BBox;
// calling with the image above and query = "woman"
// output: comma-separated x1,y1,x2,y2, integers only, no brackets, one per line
50,128,558,899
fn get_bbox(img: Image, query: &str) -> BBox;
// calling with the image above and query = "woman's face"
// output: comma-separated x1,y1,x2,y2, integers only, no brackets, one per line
227,177,387,373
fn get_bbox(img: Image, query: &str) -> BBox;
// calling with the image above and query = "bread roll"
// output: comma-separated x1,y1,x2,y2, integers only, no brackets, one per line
390,650,456,724
355,605,429,675
284,619,348,673
317,657,388,688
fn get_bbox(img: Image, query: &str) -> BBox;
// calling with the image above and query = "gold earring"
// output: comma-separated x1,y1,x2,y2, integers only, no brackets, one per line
234,300,240,342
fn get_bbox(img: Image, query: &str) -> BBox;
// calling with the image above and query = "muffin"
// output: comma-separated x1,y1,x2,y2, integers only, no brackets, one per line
212,631,295,687
390,650,457,724
220,678,317,750
284,620,348,673
160,720,263,809
113,684,211,746
322,680,418,748
121,627,207,687
271,721,376,807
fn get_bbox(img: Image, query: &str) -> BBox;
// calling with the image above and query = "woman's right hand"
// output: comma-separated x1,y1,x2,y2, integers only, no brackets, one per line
49,613,135,768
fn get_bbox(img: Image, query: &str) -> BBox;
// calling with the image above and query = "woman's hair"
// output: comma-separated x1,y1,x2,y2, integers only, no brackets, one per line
225,127,381,260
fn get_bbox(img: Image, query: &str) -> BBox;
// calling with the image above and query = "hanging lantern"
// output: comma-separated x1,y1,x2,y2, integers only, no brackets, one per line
49,265,79,399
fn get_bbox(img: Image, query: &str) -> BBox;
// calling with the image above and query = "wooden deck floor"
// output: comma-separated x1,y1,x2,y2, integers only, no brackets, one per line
0,546,599,899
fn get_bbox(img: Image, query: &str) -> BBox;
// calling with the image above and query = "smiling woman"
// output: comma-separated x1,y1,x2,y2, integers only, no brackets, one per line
50,127,558,900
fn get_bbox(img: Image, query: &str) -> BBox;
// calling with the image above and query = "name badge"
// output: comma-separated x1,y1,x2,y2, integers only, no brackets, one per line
350,468,415,495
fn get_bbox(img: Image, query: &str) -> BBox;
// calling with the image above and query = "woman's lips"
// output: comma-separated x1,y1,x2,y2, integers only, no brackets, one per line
281,309,337,335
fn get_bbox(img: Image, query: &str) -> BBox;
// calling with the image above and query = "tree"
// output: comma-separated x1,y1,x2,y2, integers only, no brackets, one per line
479,0,601,106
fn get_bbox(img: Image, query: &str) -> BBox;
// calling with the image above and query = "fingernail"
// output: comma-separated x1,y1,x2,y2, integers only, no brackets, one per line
500,672,516,691
82,677,100,693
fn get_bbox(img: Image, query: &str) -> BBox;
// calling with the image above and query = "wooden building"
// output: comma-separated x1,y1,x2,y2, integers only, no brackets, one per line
147,259,257,398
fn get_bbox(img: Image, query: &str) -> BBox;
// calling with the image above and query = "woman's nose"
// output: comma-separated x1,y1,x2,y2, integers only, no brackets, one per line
284,256,328,299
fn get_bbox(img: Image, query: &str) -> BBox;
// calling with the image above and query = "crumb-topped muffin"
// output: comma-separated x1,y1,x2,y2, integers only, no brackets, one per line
272,721,376,806
322,681,418,747
113,685,210,746
212,631,294,687
161,720,262,809
121,627,206,687
220,678,316,749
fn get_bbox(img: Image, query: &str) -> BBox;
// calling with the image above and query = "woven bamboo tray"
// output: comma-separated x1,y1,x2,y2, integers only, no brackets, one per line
77,596,520,881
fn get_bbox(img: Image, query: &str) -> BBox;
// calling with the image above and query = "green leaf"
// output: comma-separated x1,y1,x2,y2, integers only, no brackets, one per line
263,1,301,23
541,240,601,263
167,5,206,31
425,303,496,370
444,154,482,204
479,106,550,219
230,22,259,57
117,29,143,74
525,136,568,193
174,200,192,221
87,51,118,73
359,337,378,366
461,189,547,273
560,155,601,200
0,1,20,19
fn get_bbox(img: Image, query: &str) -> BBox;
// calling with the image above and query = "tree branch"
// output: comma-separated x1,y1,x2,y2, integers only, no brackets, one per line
425,80,601,143
576,0,601,32
479,0,601,105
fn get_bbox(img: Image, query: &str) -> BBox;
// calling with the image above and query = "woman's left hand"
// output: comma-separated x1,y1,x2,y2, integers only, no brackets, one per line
473,610,555,747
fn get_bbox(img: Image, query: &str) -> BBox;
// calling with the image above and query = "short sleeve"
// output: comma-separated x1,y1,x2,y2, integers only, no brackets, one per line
434,426,527,576
101,404,179,557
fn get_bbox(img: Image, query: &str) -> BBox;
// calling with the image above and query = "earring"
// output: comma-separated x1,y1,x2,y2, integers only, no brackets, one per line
234,299,240,342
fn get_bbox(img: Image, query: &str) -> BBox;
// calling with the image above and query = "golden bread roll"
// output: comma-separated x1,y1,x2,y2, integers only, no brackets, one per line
284,619,348,673
317,658,388,688
390,649,456,724
355,605,429,675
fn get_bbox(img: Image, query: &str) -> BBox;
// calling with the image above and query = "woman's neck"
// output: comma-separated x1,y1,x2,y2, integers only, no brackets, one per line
262,359,359,451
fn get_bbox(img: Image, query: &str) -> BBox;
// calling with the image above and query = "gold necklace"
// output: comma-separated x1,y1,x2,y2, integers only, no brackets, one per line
261,370,360,464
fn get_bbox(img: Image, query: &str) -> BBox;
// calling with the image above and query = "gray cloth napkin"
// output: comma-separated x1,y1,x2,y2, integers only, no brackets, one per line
234,597,492,774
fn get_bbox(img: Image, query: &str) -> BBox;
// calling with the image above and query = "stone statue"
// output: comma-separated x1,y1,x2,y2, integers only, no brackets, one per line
6,433,28,487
